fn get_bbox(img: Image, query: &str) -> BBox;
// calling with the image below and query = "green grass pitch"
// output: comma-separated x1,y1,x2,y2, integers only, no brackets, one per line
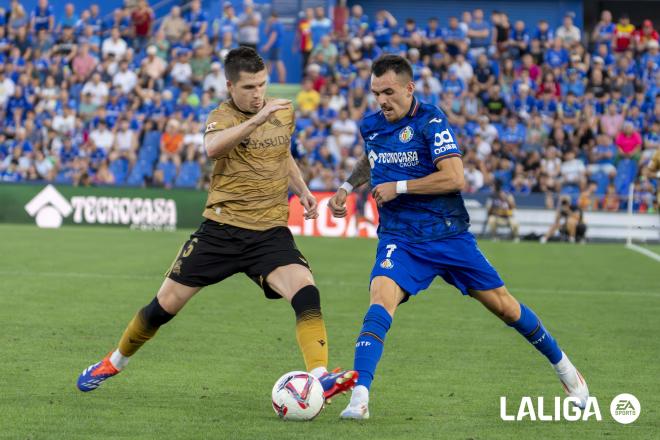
0,224,658,439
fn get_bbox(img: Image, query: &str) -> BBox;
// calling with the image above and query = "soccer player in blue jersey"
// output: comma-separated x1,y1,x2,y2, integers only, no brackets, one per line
328,55,589,420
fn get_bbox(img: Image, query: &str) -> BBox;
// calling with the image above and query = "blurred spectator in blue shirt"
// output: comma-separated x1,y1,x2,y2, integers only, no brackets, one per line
311,6,332,48
371,10,397,48
467,9,491,57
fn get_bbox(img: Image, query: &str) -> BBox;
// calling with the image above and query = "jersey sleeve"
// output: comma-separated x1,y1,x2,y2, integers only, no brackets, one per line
423,109,462,165
289,105,296,136
650,151,660,173
358,121,366,142
204,107,237,136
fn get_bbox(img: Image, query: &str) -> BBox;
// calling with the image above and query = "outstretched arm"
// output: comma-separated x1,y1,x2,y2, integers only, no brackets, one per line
204,99,291,158
204,118,261,158
346,154,371,189
288,155,318,220
287,155,308,196
371,156,465,206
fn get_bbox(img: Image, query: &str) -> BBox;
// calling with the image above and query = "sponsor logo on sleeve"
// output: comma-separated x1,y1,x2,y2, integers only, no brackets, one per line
434,129,459,155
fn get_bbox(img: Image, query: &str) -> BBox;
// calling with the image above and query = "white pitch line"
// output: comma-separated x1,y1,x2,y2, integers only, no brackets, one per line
0,270,160,281
0,271,657,297
625,243,660,263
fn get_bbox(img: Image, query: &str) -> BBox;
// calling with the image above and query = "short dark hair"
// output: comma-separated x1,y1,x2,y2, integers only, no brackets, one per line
371,55,413,81
224,47,266,82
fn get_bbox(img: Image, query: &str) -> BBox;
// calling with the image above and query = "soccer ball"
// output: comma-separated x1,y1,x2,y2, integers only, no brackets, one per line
271,371,324,421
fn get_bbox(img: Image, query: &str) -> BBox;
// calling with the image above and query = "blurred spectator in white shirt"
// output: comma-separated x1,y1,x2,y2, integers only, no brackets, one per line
203,62,227,100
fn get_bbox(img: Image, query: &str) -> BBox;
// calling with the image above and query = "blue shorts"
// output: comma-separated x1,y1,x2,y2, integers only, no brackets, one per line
370,231,504,298
268,46,280,61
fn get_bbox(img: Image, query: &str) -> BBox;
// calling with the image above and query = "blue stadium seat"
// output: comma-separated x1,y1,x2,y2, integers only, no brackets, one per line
143,131,162,151
157,160,177,186
591,171,610,195
137,131,162,165
560,184,581,200
614,159,638,195
126,169,145,186
175,161,202,188
109,158,129,184
55,170,73,185
127,159,152,184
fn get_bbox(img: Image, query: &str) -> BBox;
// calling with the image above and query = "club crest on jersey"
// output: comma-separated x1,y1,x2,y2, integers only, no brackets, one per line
380,258,394,269
206,121,217,132
399,126,414,143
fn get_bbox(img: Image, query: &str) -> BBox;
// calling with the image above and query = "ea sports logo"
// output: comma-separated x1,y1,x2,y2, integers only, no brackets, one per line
610,393,640,424
399,126,414,143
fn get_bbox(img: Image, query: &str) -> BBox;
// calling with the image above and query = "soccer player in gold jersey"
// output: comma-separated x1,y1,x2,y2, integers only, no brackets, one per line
77,47,357,399
645,149,660,211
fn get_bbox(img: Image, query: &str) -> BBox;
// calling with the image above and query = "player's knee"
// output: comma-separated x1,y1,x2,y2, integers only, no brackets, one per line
499,300,521,323
487,216,496,229
140,296,175,328
495,290,521,323
475,287,520,323
290,285,321,318
369,277,403,315
291,272,315,293
157,280,198,313
267,265,315,299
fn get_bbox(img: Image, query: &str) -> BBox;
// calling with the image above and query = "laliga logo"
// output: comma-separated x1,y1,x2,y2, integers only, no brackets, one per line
500,396,602,422
24,184,72,228
501,394,641,423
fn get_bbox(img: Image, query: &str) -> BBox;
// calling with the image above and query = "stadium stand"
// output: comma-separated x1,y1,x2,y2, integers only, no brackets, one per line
0,1,658,212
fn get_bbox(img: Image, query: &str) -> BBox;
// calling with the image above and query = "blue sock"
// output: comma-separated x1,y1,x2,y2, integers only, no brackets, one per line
353,304,392,390
509,303,563,364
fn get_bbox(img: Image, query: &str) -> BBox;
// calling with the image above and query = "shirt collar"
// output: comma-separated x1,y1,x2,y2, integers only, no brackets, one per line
407,96,420,118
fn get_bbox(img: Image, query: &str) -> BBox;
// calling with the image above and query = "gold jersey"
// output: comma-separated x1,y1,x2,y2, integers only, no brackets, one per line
650,149,660,199
650,149,660,174
202,98,294,231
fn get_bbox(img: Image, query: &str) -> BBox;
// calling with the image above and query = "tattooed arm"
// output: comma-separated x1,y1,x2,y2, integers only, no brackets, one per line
345,154,371,189
328,154,371,218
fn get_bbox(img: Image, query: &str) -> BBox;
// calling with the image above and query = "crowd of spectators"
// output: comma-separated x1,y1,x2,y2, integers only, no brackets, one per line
0,1,658,212
293,6,659,212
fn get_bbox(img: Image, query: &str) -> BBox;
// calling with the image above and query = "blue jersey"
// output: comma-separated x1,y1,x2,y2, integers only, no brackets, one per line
268,21,284,49
360,98,470,243
372,20,393,46
32,5,54,32
311,18,332,46
544,47,568,68
348,15,369,36
596,23,616,48
186,10,207,35
215,16,238,38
